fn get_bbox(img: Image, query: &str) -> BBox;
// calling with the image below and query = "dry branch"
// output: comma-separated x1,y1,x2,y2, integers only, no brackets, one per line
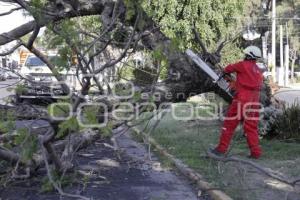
206,151,300,187
0,147,20,164
41,141,91,200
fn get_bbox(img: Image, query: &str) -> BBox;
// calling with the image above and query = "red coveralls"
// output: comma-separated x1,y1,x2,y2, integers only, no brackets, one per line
216,60,263,158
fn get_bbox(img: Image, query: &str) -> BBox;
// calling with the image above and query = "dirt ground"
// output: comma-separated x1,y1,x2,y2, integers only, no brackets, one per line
0,127,206,200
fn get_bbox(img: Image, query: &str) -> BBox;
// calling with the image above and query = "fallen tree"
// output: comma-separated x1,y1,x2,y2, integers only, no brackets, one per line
0,0,255,103
0,1,272,197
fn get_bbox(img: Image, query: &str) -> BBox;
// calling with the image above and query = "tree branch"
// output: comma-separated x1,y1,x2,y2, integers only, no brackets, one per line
0,1,108,46
207,151,300,187
0,42,22,56
27,24,40,49
13,0,27,9
0,0,17,4
0,6,22,16
0,147,20,164
215,31,242,55
94,12,141,74
177,0,188,20
192,24,208,54
0,21,36,45
26,24,40,50
87,39,112,65
40,142,90,200
82,9,122,55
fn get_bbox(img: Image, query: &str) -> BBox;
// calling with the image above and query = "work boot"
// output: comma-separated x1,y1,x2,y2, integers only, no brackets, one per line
247,154,260,159
207,148,225,158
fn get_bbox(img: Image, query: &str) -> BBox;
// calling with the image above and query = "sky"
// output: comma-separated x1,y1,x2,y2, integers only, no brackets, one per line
0,2,32,35
0,2,33,59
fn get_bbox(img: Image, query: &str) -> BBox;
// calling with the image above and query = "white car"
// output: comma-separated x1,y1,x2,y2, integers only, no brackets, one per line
17,55,65,102
20,55,56,79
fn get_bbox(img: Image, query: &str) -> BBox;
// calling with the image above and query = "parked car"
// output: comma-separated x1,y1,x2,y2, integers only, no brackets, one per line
17,55,66,103
17,55,77,104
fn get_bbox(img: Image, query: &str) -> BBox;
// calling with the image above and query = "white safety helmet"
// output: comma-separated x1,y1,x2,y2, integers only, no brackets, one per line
244,46,262,59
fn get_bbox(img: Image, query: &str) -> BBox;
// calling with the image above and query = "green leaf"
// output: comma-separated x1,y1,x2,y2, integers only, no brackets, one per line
14,128,38,161
57,117,79,139
100,122,114,137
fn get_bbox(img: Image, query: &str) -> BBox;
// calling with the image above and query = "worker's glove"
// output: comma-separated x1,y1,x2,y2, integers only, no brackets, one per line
221,72,232,82
221,72,237,96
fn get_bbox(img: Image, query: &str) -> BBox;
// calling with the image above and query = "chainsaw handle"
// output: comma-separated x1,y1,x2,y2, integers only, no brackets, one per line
215,72,230,82
222,72,235,82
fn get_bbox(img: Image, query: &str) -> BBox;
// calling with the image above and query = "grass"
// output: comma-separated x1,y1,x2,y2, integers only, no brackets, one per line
135,103,300,200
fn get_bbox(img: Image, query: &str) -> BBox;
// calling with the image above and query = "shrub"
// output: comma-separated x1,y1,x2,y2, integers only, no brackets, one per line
259,106,282,137
261,103,300,141
273,103,300,140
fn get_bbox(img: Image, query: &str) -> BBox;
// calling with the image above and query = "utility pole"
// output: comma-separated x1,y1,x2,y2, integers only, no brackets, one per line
262,35,267,60
278,25,284,86
271,0,276,82
290,50,296,83
284,23,289,87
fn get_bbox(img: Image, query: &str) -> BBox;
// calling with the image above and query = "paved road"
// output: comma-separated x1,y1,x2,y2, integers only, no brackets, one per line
0,79,20,104
115,127,202,200
274,88,300,106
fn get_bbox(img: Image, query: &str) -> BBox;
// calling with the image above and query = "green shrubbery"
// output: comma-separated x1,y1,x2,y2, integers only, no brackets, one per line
261,104,300,141
273,103,300,140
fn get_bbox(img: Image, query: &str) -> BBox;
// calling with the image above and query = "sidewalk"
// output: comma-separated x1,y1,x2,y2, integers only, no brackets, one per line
0,127,202,200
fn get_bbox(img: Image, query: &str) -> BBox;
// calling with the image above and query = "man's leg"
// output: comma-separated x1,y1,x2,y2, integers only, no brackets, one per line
243,104,261,158
216,99,241,153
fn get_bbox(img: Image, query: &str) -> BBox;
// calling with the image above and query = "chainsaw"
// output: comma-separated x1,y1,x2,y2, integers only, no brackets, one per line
186,49,236,97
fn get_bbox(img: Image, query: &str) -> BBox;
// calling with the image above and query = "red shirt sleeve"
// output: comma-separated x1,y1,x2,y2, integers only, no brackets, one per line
224,62,243,74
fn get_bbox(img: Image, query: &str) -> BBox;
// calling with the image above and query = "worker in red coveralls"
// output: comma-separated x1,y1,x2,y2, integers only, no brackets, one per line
210,46,264,159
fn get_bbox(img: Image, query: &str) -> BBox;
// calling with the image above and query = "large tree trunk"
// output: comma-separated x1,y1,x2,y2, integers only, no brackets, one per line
0,0,266,104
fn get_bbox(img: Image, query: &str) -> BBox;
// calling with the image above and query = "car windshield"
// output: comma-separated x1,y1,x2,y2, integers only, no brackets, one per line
25,56,46,67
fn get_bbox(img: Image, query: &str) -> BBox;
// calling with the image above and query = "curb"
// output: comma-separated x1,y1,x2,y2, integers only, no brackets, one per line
132,127,233,200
